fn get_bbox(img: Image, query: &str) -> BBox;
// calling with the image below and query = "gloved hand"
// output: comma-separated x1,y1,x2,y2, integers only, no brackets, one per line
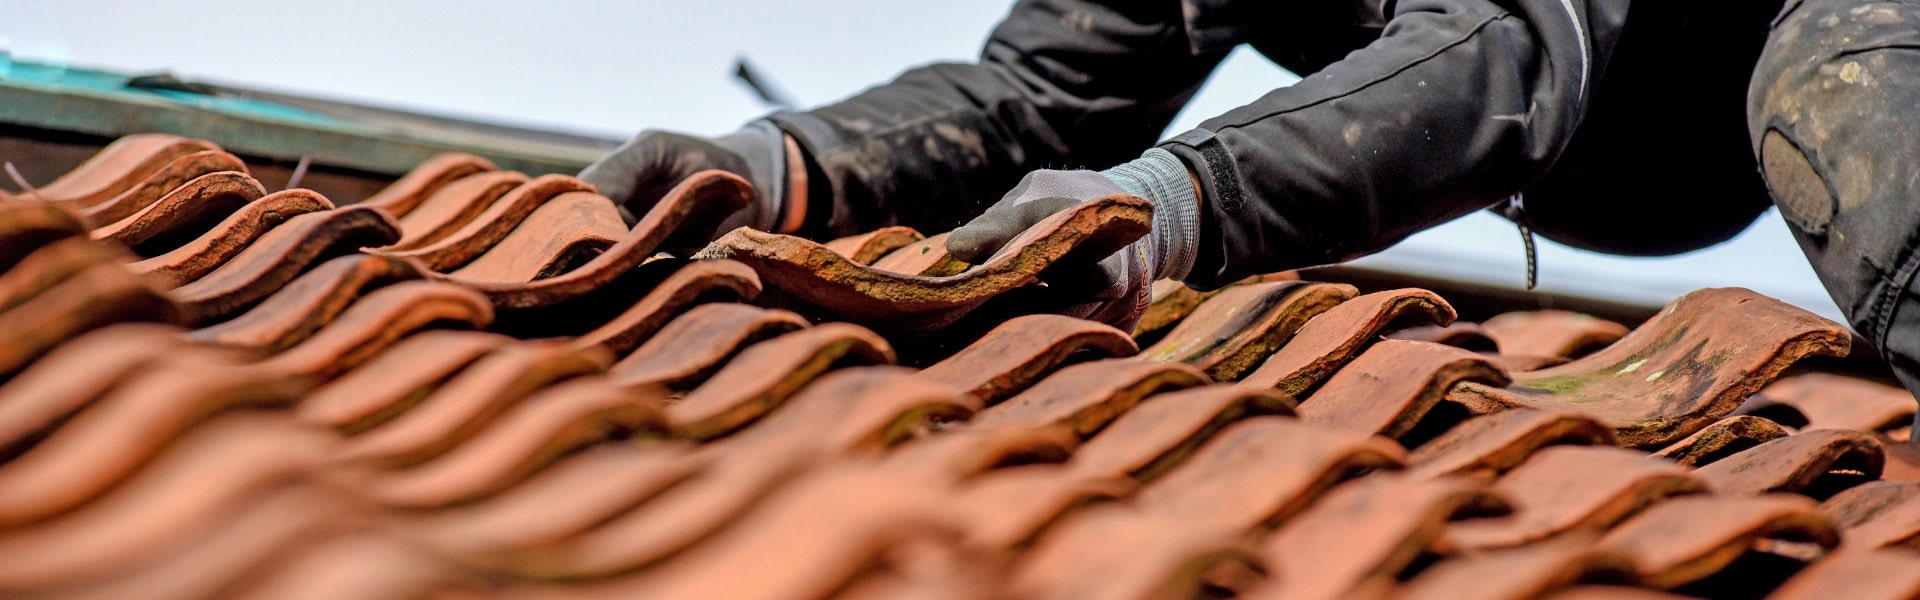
578,120,793,235
947,148,1202,329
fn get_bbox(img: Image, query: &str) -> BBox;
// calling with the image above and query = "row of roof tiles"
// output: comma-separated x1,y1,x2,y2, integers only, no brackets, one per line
0,133,1916,599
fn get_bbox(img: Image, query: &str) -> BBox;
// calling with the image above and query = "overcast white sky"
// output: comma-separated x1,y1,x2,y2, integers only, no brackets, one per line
3,0,1841,320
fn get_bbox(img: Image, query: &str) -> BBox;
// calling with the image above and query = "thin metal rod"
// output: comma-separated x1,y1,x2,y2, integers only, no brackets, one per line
284,155,313,191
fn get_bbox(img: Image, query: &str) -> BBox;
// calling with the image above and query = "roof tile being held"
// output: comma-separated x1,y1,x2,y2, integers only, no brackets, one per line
696,195,1152,333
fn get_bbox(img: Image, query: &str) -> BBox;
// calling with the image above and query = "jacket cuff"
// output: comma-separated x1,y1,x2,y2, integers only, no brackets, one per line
712,120,787,232
1102,148,1200,282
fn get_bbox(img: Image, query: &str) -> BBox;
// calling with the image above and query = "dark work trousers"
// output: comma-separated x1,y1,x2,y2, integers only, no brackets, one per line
1750,0,1920,418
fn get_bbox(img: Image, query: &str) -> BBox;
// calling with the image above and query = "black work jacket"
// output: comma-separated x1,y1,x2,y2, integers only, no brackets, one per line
766,0,1783,289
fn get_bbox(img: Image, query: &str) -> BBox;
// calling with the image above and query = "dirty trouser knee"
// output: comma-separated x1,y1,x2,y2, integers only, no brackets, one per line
1750,0,1920,414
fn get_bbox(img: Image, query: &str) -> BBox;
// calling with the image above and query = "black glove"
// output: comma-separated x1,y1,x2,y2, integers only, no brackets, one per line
579,121,789,234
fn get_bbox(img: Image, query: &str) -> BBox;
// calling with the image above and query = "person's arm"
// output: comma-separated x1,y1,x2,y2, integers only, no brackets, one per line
766,0,1231,238
1160,0,1629,289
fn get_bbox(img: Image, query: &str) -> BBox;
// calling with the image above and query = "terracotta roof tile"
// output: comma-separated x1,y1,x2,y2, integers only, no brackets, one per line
183,253,429,352
1010,504,1259,599
1651,414,1793,466
1239,288,1455,396
665,324,895,440
448,191,628,282
1254,474,1505,600
1438,446,1704,553
1489,353,1575,372
1449,288,1850,447
1593,494,1838,589
1481,310,1631,359
0,263,179,375
1387,321,1502,352
377,174,596,270
1139,281,1355,380
167,205,402,323
418,442,700,557
334,341,612,467
355,151,497,217
1133,273,1301,341
76,150,248,228
0,324,195,459
246,280,493,380
388,170,529,249
870,232,968,276
6,138,1919,599
1818,480,1920,549
1,236,125,312
0,414,326,589
1400,535,1633,600
947,462,1135,550
1406,409,1615,480
1135,416,1403,529
1741,373,1919,433
697,195,1151,332
564,258,762,356
38,484,365,600
917,314,1138,406
28,134,221,209
491,369,972,581
823,225,923,265
128,188,337,287
968,359,1206,435
0,203,90,266
1766,548,1920,599
1546,586,1695,599
1067,384,1294,481
606,303,806,390
90,170,264,247
358,376,665,508
457,170,750,309
298,329,515,431
1693,429,1884,495
227,532,466,600
1134,279,1211,339
560,461,963,600
0,351,305,527
1293,339,1509,439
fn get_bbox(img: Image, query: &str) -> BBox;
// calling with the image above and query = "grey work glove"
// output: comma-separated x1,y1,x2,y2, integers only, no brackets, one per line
578,120,789,239
947,148,1201,329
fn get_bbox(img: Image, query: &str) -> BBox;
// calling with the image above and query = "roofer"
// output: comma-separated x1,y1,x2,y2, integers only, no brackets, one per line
582,0,1920,397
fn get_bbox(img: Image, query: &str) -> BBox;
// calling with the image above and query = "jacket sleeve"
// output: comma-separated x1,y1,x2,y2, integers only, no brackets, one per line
766,0,1230,237
1160,0,1630,289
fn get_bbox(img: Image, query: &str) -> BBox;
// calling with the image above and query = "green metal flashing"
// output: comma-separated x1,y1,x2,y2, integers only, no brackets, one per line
0,57,613,177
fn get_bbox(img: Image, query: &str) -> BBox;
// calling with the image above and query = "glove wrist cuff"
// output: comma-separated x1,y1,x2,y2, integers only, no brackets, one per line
713,120,788,231
1102,148,1200,282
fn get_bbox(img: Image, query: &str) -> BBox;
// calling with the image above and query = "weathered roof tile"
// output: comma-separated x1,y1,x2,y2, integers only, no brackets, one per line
1481,310,1630,359
1693,429,1884,496
1240,288,1455,397
697,195,1151,333
1138,281,1355,381
1255,474,1505,600
1294,339,1509,439
1594,494,1839,589
1651,414,1792,467
1438,446,1703,553
824,225,924,265
916,314,1138,407
129,188,337,287
1449,288,1850,447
